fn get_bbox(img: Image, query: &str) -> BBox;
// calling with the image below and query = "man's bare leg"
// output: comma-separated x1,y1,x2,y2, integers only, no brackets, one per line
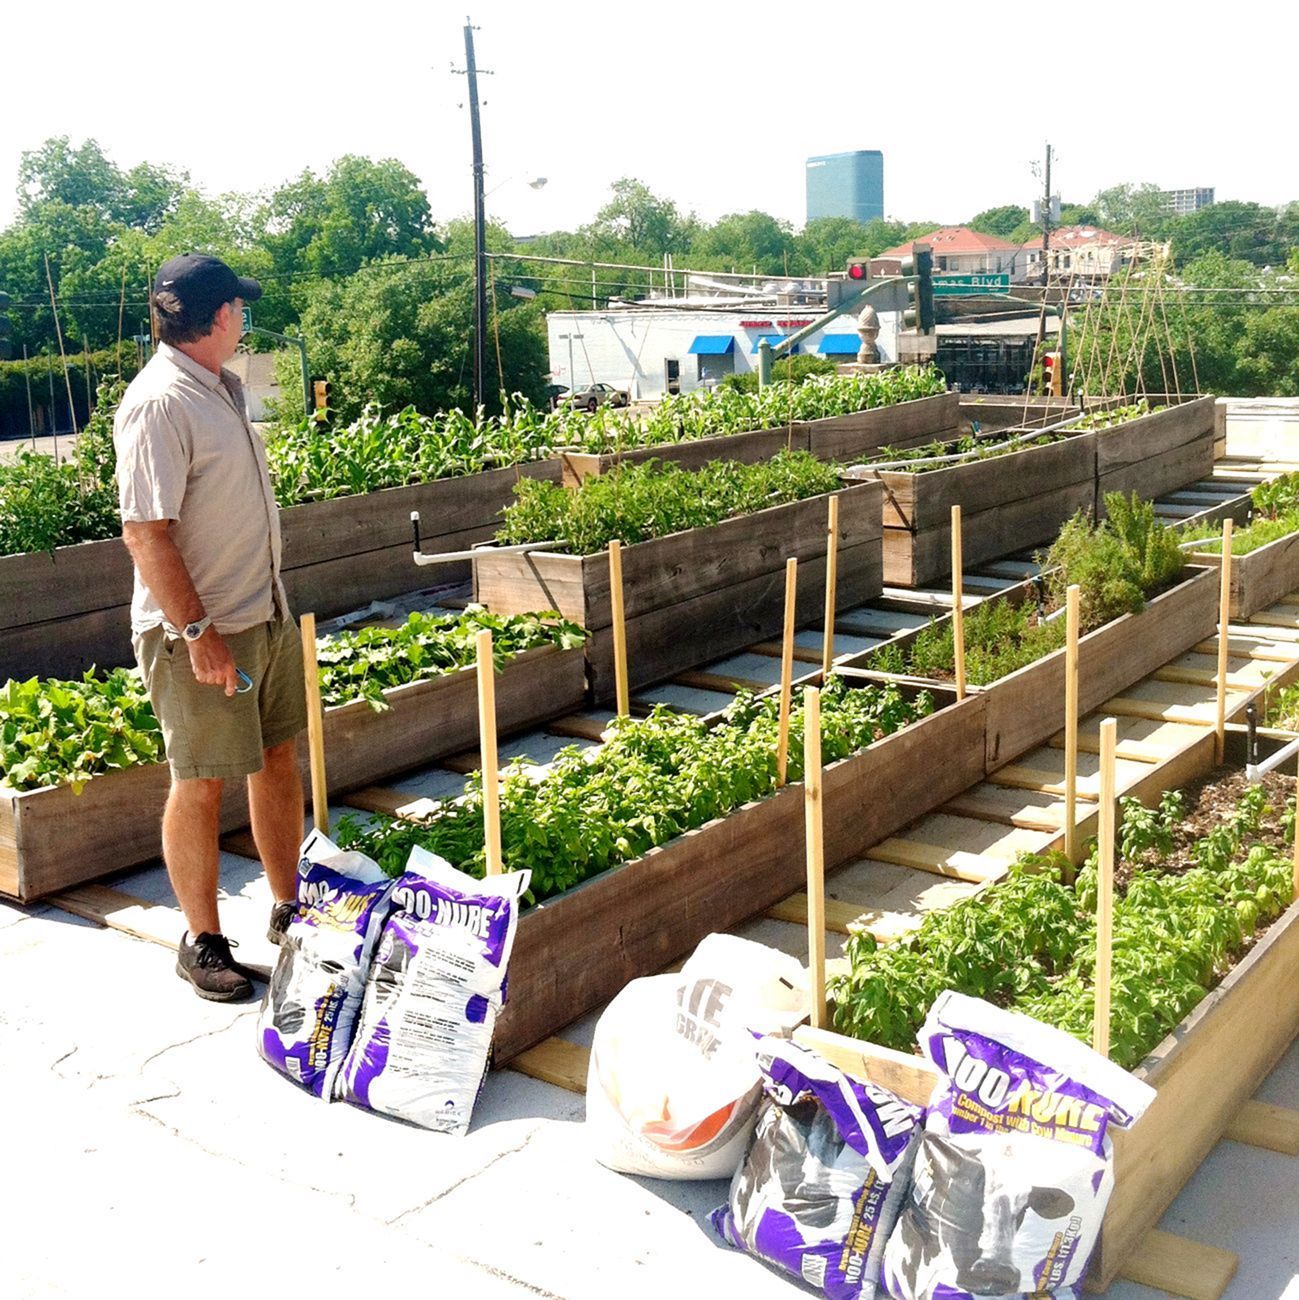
162,777,225,937
248,737,304,903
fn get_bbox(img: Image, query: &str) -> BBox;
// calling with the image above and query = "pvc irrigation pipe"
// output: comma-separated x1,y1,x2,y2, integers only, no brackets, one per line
846,421,1082,476
409,511,564,567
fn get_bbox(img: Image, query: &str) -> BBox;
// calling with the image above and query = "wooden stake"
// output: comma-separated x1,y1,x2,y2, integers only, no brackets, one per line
476,629,504,875
804,686,827,1029
608,539,631,718
1293,792,1299,904
43,252,80,436
300,613,329,835
1215,519,1233,763
821,496,839,682
1064,584,1081,868
951,505,966,700
776,557,798,786
1093,717,1117,1059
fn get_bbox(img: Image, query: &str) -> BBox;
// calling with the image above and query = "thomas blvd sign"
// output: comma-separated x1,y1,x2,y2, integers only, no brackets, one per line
932,274,1010,297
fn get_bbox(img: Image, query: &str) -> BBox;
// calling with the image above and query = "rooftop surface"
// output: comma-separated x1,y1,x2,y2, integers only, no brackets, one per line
5,883,1296,1300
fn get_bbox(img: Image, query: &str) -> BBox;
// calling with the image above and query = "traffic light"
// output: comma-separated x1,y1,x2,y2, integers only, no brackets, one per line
846,259,869,282
0,291,11,361
1042,351,1063,396
899,244,935,333
312,378,331,422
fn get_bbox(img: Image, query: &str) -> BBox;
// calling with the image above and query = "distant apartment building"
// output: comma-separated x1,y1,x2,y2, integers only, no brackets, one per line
1162,187,1215,216
806,151,884,223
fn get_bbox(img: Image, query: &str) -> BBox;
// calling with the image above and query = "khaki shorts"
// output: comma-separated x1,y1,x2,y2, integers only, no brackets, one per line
134,617,308,781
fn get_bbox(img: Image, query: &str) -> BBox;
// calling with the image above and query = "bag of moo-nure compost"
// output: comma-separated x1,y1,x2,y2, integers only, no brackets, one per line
337,846,530,1135
711,1036,923,1299
257,829,397,1098
881,991,1156,1300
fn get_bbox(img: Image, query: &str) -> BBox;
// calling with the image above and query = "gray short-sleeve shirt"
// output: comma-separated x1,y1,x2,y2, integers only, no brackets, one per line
114,343,288,635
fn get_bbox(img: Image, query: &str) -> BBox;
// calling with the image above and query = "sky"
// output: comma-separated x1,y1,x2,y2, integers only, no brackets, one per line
2,0,1295,239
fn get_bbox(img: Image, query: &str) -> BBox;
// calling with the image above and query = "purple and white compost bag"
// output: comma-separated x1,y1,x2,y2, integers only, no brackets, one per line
881,992,1156,1300
711,1036,923,1299
257,829,397,1099
337,846,530,1135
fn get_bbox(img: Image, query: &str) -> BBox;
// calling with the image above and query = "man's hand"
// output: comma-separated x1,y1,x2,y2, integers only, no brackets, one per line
188,627,240,697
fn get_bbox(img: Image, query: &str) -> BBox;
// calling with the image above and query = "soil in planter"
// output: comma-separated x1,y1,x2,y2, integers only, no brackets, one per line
830,766,1298,1070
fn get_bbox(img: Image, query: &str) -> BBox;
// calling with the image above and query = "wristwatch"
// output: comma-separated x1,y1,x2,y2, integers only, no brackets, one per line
182,615,213,642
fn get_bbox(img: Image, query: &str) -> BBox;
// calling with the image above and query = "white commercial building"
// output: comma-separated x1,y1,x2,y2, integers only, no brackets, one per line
547,307,902,400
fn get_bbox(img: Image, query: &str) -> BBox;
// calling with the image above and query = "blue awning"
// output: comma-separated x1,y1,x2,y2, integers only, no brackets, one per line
750,332,799,354
688,334,736,356
819,333,862,356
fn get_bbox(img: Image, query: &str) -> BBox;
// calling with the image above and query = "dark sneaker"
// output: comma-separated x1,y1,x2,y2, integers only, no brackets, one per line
268,899,299,946
176,931,254,1003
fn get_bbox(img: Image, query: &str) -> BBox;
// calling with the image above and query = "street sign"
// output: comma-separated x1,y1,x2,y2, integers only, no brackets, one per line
932,274,1010,297
241,305,253,334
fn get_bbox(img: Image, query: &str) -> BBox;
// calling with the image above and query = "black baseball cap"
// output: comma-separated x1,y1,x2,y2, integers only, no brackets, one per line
153,253,262,317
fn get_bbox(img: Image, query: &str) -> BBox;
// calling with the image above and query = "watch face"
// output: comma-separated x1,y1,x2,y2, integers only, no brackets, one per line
185,622,202,639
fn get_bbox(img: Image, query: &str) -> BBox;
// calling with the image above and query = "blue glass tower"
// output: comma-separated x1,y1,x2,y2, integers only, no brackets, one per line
805,151,884,223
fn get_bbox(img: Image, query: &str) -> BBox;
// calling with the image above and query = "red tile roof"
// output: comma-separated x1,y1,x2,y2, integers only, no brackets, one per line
880,226,1021,258
1019,224,1131,252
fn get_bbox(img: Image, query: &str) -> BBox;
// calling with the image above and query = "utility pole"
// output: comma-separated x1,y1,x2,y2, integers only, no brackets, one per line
1039,142,1053,287
463,18,489,413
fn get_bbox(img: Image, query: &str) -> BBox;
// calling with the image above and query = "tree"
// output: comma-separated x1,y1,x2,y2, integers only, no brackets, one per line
1094,183,1171,238
690,211,797,274
1172,201,1294,268
294,255,548,421
583,178,693,255
970,205,1029,238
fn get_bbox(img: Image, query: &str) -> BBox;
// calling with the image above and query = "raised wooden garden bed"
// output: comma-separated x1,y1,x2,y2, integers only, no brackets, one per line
1094,396,1217,512
494,684,985,1063
1192,528,1299,620
474,481,885,703
796,739,1299,1295
558,392,960,486
846,431,1097,588
0,643,585,902
841,566,1221,773
0,461,562,683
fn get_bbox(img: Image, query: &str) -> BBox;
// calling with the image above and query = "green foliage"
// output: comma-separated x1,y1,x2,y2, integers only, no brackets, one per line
969,205,1030,239
496,450,843,555
315,607,585,710
0,607,583,791
831,784,1294,1069
0,668,163,793
335,675,932,900
1040,492,1184,627
877,494,1184,684
721,354,838,392
873,599,1067,686
871,430,1057,472
0,376,125,555
1071,399,1163,430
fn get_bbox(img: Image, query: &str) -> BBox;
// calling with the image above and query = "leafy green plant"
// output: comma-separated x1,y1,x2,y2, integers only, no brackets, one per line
1072,399,1165,430
1040,492,1184,627
0,668,163,793
0,608,584,792
830,782,1294,1069
335,676,933,901
495,450,843,555
315,606,585,710
1182,471,1299,557
869,432,1058,472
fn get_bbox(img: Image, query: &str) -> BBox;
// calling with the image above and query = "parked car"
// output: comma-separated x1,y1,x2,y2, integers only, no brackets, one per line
565,382,630,412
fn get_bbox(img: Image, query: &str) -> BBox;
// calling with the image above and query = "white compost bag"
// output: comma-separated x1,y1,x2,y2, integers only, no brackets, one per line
257,829,397,1099
337,847,530,1135
586,933,808,1179
881,992,1156,1300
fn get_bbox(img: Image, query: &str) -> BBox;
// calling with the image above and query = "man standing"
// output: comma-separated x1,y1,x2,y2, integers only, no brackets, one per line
115,253,306,1002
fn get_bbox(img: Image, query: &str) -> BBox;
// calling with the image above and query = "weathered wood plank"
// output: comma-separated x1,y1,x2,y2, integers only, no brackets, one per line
1110,1230,1238,1300
1091,895,1299,1288
1223,1098,1299,1154
1192,528,1299,621
508,1037,590,1093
